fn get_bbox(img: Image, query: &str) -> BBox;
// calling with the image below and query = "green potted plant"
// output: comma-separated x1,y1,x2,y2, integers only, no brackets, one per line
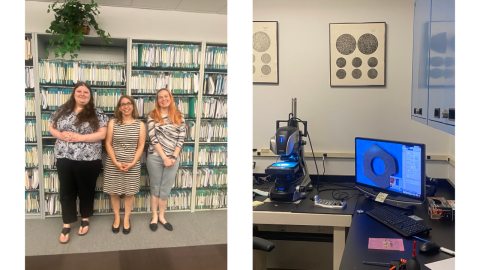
45,0,112,59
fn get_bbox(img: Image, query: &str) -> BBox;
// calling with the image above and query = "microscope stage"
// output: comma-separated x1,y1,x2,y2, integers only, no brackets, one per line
265,162,300,175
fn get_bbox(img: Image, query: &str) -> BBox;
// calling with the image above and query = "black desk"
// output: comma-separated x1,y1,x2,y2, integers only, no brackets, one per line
253,181,360,270
339,187,455,270
253,182,360,214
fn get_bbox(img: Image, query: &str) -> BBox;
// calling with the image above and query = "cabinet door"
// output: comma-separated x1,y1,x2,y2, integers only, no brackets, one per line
427,0,455,134
411,0,431,124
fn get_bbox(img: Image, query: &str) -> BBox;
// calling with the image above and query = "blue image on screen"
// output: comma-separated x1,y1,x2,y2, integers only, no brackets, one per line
356,139,403,191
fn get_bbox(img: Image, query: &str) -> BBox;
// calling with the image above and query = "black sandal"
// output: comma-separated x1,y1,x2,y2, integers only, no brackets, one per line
79,220,89,236
112,219,120,234
60,227,71,244
123,219,131,235
149,218,158,232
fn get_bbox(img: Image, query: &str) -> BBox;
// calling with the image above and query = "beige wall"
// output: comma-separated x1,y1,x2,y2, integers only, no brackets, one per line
25,1,226,42
448,135,455,185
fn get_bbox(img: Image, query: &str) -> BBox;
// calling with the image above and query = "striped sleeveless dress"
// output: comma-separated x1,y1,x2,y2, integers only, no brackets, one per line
103,119,141,195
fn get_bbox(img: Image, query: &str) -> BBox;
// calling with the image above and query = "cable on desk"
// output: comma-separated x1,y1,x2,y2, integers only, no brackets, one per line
290,116,322,191
254,175,271,185
314,187,364,201
326,182,357,189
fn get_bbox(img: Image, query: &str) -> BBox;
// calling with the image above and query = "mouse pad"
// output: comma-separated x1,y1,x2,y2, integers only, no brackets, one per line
368,238,405,251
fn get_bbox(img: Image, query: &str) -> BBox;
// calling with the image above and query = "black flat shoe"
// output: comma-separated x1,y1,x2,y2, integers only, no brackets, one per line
149,218,158,232
160,221,173,231
112,219,120,234
59,227,71,244
79,220,89,236
123,219,131,234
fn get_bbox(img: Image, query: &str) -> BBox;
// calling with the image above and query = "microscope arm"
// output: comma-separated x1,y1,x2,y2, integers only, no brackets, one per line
296,158,311,192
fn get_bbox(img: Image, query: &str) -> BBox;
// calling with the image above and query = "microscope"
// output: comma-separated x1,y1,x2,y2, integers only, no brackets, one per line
265,98,312,202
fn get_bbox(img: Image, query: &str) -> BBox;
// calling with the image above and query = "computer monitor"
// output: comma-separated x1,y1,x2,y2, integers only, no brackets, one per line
355,137,426,208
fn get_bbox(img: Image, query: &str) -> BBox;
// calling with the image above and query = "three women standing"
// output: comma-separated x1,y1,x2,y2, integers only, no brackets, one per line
51,84,185,243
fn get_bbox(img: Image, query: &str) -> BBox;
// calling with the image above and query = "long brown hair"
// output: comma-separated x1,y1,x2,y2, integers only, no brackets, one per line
114,95,139,124
149,88,183,125
51,82,100,131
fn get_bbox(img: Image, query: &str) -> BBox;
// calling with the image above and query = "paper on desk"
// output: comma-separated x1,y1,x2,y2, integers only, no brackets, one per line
375,192,389,203
425,258,455,270
253,201,264,207
368,238,405,251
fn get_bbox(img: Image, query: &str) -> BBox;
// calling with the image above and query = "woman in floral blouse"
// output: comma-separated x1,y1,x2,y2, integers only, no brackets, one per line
48,82,108,244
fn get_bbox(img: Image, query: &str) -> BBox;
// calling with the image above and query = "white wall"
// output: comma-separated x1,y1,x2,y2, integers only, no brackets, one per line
25,1,226,42
252,0,453,181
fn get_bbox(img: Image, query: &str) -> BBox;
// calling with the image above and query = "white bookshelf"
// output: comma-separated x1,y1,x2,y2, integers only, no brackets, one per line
27,33,227,219
25,32,42,218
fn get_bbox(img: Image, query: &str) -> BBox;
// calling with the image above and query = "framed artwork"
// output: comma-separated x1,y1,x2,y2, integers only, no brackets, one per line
253,21,279,84
330,22,386,86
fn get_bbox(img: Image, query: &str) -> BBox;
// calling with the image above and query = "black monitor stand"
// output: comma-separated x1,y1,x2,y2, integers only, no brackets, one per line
357,185,424,209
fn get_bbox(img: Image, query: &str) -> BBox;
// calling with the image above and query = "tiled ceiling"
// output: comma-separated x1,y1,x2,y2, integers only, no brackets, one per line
26,0,227,15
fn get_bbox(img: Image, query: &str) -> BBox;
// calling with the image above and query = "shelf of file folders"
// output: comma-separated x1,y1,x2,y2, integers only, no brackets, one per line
25,157,40,214
199,121,227,142
25,119,37,143
201,97,227,119
25,35,33,65
134,95,198,120
25,62,37,143
25,94,35,119
130,71,200,94
43,145,196,216
38,60,126,87
25,66,35,90
39,88,127,137
195,145,228,210
25,146,40,214
40,87,127,112
131,43,201,69
204,45,228,72
203,73,227,96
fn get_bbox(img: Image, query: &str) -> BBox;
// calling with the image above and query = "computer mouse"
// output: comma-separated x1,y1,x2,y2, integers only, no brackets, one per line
419,241,440,253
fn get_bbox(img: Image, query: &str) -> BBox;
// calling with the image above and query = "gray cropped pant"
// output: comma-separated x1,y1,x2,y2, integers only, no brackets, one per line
146,154,180,200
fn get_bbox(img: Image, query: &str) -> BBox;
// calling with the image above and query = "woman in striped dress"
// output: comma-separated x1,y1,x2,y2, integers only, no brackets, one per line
104,95,146,234
147,88,186,231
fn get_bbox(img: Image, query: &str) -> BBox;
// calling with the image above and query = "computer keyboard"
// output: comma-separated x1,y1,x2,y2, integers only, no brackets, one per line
366,206,431,237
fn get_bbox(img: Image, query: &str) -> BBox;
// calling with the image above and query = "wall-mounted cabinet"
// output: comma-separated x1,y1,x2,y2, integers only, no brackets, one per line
411,0,455,135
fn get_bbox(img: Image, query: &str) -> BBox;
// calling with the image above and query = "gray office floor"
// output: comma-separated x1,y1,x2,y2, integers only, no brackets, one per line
25,210,227,256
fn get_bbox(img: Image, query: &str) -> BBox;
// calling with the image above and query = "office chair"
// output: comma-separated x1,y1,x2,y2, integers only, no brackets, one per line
253,236,275,270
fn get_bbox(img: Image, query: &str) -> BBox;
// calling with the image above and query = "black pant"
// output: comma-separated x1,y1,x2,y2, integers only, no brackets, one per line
57,158,103,224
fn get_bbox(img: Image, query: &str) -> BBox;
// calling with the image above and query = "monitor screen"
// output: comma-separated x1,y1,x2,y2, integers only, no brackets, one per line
355,137,425,201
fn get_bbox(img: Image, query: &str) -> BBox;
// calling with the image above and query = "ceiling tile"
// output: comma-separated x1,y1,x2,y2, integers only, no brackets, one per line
132,0,183,10
27,0,228,15
218,5,227,15
87,0,133,7
176,0,227,13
